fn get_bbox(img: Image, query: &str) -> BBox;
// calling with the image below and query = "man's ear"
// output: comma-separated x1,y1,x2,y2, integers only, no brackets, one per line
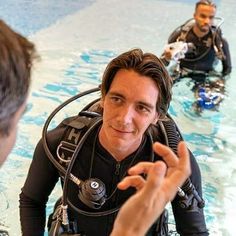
152,113,159,124
100,98,104,108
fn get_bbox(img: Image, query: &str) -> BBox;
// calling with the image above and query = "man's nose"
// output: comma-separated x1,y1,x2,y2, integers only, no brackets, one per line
118,105,135,123
204,17,211,25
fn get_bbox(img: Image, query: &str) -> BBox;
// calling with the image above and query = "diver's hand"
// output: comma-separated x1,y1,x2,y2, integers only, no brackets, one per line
164,42,189,62
110,141,191,236
164,50,172,61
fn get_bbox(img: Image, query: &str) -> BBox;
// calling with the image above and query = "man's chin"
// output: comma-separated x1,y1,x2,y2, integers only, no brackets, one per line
200,26,209,33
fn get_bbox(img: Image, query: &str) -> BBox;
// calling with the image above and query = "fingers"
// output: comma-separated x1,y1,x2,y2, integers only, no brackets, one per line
142,161,167,192
153,142,179,167
158,141,191,201
166,141,191,189
127,141,190,178
153,141,190,172
118,162,167,191
127,162,155,175
164,50,172,60
117,175,146,191
177,141,191,176
118,141,191,197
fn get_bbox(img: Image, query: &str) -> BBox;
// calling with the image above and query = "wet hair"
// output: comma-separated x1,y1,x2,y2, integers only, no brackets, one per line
101,48,173,118
195,0,216,10
0,19,37,136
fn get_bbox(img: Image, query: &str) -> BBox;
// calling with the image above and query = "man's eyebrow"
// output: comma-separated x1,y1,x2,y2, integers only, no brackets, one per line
138,101,155,110
199,12,215,18
108,91,124,97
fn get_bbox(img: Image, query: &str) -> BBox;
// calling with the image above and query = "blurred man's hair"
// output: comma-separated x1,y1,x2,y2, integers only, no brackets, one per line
0,19,37,136
195,0,216,10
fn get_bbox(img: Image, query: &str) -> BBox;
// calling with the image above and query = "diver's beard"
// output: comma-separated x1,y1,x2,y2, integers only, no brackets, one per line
199,27,209,33
197,23,210,33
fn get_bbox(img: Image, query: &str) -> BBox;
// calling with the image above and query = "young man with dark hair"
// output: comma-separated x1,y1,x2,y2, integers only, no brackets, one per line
20,48,208,235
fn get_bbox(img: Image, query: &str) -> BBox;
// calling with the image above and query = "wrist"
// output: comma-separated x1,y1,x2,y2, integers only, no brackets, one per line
110,225,146,236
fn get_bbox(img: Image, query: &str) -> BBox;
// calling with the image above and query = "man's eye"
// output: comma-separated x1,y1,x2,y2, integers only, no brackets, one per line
137,105,150,113
110,96,122,103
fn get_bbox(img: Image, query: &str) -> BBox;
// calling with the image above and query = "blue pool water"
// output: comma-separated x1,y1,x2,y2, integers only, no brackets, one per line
0,1,236,235
0,0,95,36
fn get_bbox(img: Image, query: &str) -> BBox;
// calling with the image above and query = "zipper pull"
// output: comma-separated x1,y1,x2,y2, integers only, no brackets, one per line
115,162,121,175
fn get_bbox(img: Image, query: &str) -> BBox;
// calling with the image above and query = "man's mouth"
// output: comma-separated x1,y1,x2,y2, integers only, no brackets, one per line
112,126,133,134
200,25,209,32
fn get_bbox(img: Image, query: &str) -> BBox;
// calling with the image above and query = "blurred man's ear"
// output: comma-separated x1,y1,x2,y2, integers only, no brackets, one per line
152,113,159,124
100,99,104,108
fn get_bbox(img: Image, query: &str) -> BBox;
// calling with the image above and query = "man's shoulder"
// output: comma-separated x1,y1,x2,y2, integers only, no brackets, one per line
53,113,101,132
148,117,182,145
168,19,195,43
45,115,94,144
53,114,102,144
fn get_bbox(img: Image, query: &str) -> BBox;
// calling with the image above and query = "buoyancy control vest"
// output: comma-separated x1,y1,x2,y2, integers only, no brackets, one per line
48,109,173,236
168,18,226,62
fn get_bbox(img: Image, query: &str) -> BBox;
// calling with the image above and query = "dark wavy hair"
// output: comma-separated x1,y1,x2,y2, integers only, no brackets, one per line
100,48,173,118
0,19,37,136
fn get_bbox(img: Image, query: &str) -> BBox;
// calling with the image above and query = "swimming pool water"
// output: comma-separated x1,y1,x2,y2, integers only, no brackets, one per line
0,1,236,235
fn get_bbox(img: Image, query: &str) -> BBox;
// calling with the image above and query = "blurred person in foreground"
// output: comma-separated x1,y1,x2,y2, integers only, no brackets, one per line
0,19,37,235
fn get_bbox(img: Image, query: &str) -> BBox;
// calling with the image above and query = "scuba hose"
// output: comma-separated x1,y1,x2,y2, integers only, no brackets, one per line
158,115,205,209
42,86,101,177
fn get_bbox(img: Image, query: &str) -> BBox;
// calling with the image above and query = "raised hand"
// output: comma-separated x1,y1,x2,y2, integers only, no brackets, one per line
110,141,191,236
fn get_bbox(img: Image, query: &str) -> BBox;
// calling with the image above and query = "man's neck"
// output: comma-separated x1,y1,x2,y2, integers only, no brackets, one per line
101,141,141,162
98,129,143,162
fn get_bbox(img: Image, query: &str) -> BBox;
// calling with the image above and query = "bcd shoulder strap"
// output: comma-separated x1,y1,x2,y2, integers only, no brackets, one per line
149,115,183,155
177,19,195,42
56,111,102,168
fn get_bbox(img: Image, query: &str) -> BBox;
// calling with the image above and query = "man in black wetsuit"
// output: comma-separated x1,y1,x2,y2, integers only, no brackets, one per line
0,19,37,235
162,0,231,78
20,48,209,236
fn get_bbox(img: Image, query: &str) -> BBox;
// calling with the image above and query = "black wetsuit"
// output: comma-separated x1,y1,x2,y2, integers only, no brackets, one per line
19,116,208,236
167,26,231,75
